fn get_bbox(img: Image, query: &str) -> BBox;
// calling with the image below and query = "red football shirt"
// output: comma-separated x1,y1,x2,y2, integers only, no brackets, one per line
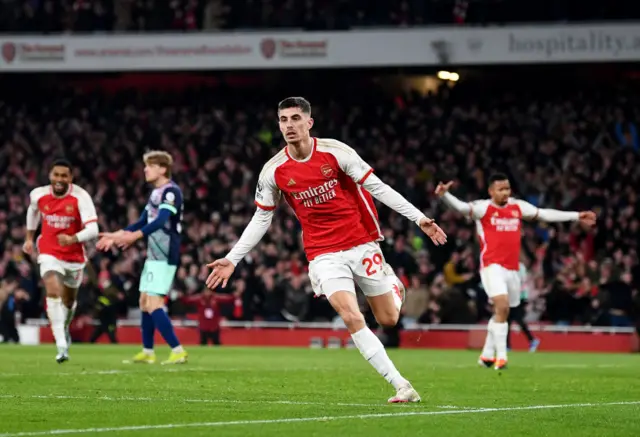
468,198,539,271
29,184,98,263
255,137,383,261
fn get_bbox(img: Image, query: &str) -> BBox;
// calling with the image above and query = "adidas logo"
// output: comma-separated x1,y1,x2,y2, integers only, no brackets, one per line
287,179,296,186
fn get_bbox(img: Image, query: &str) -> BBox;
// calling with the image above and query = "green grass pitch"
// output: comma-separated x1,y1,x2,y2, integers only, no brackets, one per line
0,345,638,437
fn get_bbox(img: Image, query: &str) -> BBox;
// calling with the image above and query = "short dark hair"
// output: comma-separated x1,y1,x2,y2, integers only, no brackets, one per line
488,173,509,185
50,158,72,172
278,97,311,115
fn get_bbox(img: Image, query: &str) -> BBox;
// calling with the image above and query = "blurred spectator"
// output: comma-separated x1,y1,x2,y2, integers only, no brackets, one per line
280,274,312,322
402,275,429,327
614,113,639,151
443,250,473,288
180,287,241,345
0,277,29,343
202,0,228,30
601,270,634,327
86,258,121,343
89,293,119,343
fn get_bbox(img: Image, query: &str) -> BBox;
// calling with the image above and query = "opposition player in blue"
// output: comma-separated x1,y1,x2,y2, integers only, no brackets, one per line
97,151,187,364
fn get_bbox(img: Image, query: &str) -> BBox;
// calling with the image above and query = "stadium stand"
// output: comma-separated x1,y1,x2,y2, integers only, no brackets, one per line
1,1,639,33
0,1,639,342
0,69,638,331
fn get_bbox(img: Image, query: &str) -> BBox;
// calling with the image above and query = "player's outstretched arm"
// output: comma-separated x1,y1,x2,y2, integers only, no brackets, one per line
516,200,597,226
435,181,477,217
124,209,149,233
328,140,446,245
206,208,275,289
115,208,172,250
97,210,148,251
113,185,183,250
206,163,282,289
362,174,447,245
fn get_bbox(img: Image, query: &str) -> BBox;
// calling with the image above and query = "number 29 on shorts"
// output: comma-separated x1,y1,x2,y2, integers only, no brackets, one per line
362,253,383,276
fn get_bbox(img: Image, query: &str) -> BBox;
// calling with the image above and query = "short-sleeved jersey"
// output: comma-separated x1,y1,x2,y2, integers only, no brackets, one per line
467,198,538,271
144,181,183,266
255,137,383,261
29,184,98,263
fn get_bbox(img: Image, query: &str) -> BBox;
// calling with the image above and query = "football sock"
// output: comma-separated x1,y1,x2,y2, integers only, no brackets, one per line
351,327,409,390
46,297,67,352
481,317,496,358
141,312,155,352
391,285,403,312
520,320,535,343
151,308,180,349
492,321,509,360
63,301,77,332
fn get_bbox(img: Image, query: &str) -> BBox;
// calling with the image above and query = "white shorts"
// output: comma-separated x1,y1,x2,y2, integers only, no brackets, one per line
308,242,397,299
37,254,85,289
480,263,521,308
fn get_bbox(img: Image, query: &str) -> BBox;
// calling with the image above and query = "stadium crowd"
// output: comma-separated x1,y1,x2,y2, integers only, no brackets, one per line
0,72,639,337
1,0,638,33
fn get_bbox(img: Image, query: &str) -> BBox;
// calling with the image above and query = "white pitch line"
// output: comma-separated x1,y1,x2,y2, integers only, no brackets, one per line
0,362,630,378
428,363,630,369
0,367,338,378
0,401,638,437
0,367,215,378
0,394,397,408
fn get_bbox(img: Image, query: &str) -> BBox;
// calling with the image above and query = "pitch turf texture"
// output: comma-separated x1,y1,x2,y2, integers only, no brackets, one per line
0,346,638,437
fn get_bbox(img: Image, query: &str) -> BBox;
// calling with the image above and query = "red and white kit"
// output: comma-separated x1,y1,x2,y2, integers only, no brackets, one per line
226,138,427,298
27,184,98,288
443,193,579,307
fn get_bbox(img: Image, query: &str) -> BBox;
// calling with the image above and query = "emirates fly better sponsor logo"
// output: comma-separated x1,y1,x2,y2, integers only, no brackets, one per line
490,217,519,232
291,179,338,208
260,38,328,59
43,214,75,229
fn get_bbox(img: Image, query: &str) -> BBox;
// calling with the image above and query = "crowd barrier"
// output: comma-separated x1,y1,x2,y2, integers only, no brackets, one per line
21,319,639,353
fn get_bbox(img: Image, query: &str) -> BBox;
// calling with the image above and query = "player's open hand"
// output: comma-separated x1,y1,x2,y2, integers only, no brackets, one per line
57,234,76,247
435,181,454,197
578,211,597,227
112,231,141,250
98,230,126,239
206,258,235,290
22,240,34,256
419,217,448,246
96,236,115,252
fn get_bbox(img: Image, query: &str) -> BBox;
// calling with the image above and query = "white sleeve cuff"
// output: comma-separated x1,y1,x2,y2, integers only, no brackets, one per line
75,222,99,243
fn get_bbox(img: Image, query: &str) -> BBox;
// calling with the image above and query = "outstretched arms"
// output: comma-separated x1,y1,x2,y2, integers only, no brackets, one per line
436,181,487,219
516,199,596,226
